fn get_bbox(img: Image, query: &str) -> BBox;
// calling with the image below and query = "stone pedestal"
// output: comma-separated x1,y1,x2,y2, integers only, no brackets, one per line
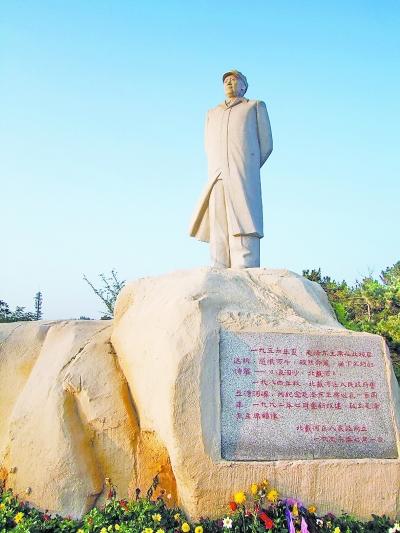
1,268,399,520
112,268,400,519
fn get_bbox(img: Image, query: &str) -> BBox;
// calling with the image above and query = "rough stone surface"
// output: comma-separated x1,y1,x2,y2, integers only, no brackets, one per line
112,268,400,520
0,320,176,518
1,268,399,520
220,330,397,461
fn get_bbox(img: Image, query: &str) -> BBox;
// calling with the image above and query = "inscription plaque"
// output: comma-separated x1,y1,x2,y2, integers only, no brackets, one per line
219,330,397,460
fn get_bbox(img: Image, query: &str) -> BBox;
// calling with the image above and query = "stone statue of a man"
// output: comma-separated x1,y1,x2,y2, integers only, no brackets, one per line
189,70,273,268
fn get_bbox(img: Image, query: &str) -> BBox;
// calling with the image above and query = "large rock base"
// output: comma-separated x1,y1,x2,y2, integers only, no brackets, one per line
1,268,399,519
0,320,176,517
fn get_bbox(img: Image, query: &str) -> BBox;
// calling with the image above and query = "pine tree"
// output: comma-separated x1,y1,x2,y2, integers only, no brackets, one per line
34,291,43,320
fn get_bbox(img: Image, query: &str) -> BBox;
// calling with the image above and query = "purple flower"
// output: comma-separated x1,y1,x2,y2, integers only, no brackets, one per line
285,497,304,508
285,506,295,533
301,517,310,533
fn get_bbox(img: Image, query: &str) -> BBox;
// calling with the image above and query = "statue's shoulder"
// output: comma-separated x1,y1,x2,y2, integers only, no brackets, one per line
208,102,225,112
247,99,266,106
205,104,226,121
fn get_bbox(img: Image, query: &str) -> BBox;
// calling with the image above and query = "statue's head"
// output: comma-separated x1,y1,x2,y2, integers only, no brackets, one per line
223,70,248,98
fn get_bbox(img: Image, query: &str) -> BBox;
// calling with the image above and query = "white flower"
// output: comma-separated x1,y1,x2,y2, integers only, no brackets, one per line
316,519,323,527
223,517,233,529
389,525,400,533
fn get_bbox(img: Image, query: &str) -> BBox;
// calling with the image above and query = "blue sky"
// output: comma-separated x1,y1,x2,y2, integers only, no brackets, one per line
1,1,399,319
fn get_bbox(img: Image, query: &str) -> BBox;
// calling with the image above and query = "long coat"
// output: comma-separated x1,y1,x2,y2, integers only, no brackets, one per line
189,97,273,242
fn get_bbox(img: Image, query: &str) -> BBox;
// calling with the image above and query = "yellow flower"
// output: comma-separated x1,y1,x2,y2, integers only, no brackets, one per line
250,483,258,495
292,503,299,517
333,528,341,533
174,513,181,521
266,489,279,503
152,514,162,522
156,530,165,533
233,491,246,505
143,529,153,533
14,512,24,524
195,527,203,533
115,525,121,531
108,526,113,532
101,528,108,533
77,530,84,533
0,503,5,510
308,505,317,514
181,523,190,532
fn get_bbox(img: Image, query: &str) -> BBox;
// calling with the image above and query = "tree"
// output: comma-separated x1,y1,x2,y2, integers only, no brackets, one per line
0,300,12,321
303,261,400,382
83,270,125,319
381,261,400,287
34,291,43,320
0,299,36,322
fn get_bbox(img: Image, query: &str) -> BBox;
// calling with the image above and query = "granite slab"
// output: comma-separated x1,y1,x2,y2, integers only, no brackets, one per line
220,330,397,460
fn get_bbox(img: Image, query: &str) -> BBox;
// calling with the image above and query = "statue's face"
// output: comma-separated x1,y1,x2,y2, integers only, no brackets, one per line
224,75,245,98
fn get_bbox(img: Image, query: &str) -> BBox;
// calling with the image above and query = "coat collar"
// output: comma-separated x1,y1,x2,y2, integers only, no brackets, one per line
220,97,248,109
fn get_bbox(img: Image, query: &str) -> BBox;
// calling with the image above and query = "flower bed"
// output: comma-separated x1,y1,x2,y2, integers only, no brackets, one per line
0,478,398,533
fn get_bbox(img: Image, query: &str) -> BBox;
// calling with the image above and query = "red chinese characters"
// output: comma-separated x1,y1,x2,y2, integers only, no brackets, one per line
229,342,381,426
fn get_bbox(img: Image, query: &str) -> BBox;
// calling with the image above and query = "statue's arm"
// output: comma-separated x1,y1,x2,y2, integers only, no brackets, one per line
256,101,273,167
